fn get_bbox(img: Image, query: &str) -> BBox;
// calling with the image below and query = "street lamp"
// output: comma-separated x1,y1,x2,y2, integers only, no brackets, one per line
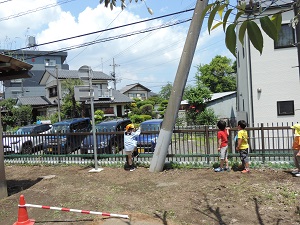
78,65,103,173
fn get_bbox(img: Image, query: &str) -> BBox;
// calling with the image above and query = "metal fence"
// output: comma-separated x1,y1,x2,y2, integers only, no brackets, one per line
3,123,296,166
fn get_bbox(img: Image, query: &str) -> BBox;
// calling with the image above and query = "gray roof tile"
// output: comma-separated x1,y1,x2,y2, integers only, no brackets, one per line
46,69,112,80
17,96,52,105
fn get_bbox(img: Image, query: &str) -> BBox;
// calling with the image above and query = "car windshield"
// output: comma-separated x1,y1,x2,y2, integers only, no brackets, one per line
140,123,161,131
95,123,116,132
15,127,33,134
50,124,70,133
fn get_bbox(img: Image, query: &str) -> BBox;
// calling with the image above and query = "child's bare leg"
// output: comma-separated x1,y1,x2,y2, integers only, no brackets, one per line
127,154,133,166
220,159,224,168
225,158,229,168
245,162,250,170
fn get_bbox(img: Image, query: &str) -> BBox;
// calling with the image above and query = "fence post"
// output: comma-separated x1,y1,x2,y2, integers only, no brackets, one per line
260,123,265,163
205,126,210,165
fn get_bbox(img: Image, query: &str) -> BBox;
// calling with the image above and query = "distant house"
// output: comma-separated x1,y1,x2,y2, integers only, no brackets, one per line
236,2,299,125
180,91,237,125
38,68,133,118
119,83,156,100
2,49,68,99
16,96,52,121
206,91,237,127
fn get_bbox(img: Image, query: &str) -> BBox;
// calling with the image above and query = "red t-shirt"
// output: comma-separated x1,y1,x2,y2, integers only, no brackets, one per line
217,130,228,147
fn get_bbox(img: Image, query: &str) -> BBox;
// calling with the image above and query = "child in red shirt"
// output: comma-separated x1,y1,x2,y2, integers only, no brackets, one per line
214,120,230,172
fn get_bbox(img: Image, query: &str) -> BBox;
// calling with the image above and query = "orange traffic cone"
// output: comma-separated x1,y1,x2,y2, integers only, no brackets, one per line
13,195,35,225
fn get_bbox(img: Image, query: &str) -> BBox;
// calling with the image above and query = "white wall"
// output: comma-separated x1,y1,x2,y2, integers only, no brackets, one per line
237,5,300,125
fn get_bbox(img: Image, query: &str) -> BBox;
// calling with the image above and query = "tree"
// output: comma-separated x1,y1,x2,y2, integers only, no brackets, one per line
183,84,217,125
13,105,33,126
61,79,83,118
196,55,236,93
0,99,33,129
94,110,105,124
159,82,173,100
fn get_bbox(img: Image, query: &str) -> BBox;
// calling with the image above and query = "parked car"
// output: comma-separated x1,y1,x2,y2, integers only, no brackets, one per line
80,119,132,155
3,124,52,154
44,118,91,154
137,119,163,153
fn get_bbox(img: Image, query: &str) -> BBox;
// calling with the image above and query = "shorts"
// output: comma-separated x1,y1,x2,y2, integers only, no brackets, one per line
219,146,228,160
239,149,249,163
124,150,134,155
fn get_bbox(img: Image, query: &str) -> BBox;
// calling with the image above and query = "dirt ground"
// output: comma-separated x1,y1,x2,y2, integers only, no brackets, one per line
0,164,300,225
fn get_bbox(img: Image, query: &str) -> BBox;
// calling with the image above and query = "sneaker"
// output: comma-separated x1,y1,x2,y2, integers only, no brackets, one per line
224,167,230,172
214,167,224,172
129,167,136,172
291,170,300,174
294,173,300,177
241,169,250,173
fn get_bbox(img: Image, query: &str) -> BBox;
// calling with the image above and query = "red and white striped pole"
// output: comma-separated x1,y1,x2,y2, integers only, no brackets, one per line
19,203,129,219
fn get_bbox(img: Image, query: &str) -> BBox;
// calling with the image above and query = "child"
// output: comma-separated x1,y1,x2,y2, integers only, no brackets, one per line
236,120,250,173
124,124,140,172
291,124,300,177
214,120,230,172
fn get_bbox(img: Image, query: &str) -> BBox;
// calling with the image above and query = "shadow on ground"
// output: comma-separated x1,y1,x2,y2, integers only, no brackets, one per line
7,178,43,196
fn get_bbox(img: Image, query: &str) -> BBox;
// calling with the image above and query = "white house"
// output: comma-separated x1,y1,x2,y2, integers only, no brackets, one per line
236,1,299,126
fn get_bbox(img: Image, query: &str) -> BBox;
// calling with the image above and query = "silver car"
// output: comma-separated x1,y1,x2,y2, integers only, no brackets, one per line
3,124,52,154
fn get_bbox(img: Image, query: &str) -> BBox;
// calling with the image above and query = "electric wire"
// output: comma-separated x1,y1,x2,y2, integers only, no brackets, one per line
19,18,191,60
4,7,195,55
0,0,77,22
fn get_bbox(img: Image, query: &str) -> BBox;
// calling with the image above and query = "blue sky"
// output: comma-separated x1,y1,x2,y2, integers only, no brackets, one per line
0,0,233,93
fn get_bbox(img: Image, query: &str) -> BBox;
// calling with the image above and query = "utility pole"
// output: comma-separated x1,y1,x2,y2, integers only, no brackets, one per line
56,66,61,122
110,58,119,90
149,0,208,172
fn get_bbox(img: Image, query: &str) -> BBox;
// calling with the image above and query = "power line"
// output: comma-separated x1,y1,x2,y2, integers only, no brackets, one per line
5,18,191,61
0,0,76,22
4,7,194,55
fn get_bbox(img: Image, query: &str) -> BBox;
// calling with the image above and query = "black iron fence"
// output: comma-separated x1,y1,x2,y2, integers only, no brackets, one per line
3,124,296,165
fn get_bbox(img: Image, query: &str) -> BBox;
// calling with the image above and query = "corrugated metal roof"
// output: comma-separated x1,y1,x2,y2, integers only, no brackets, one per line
210,91,236,101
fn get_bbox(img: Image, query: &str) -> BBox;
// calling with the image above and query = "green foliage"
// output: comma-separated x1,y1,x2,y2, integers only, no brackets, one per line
61,100,81,119
159,82,173,100
196,55,236,93
195,108,218,125
140,104,153,115
148,96,163,105
203,1,286,56
136,100,155,108
61,79,83,118
184,84,212,108
12,105,33,125
94,110,105,124
129,114,151,124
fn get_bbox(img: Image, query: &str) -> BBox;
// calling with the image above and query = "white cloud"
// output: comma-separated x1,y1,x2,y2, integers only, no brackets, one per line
1,0,231,93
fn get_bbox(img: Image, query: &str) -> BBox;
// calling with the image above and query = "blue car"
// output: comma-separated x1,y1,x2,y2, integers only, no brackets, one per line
44,118,91,154
80,119,132,155
137,119,163,153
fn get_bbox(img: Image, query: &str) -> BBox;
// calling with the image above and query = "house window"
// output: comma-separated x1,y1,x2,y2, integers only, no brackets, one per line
44,59,56,66
49,87,57,98
274,24,295,49
277,100,294,116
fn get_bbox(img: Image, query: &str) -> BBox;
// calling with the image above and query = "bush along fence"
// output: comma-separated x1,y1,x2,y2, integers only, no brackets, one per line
3,123,296,167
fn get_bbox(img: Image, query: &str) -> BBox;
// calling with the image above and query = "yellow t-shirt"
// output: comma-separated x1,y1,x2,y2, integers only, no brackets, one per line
238,129,249,150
